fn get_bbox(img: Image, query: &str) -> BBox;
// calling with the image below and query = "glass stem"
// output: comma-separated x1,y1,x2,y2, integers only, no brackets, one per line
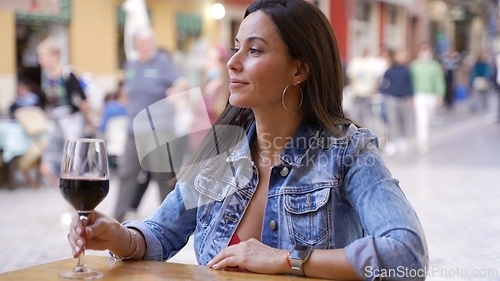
75,214,89,272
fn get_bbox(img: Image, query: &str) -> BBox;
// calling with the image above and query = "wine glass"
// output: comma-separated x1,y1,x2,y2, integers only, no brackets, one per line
59,139,109,279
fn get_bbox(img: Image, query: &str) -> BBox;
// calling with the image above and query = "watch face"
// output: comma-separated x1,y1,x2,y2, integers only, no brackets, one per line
290,245,312,260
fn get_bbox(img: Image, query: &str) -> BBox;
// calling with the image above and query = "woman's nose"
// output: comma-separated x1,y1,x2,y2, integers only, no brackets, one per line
226,52,241,72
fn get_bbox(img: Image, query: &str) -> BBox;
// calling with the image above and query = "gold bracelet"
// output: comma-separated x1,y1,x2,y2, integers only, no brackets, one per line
112,228,139,261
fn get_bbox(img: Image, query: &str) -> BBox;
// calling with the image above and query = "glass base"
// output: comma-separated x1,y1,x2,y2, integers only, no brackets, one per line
58,265,103,279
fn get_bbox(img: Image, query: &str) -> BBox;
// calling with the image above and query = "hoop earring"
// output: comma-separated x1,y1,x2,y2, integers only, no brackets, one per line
282,84,304,112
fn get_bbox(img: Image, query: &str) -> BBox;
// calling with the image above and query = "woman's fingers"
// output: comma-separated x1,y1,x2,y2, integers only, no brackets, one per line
68,232,84,258
70,213,83,236
68,213,85,257
211,256,239,270
67,211,122,255
84,214,122,251
207,245,232,267
67,232,80,258
208,242,247,269
67,211,101,255
208,239,288,275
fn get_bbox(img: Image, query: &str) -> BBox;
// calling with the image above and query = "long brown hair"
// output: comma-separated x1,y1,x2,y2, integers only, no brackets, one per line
177,0,350,181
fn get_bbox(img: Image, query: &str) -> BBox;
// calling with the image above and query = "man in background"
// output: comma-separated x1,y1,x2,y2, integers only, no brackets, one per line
113,27,189,222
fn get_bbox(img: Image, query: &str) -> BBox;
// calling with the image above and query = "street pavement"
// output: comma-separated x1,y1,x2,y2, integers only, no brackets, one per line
383,104,500,281
1,96,499,280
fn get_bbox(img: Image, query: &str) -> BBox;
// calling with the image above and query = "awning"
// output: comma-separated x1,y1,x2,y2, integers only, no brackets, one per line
0,0,60,14
375,0,414,9
14,0,70,24
375,0,424,16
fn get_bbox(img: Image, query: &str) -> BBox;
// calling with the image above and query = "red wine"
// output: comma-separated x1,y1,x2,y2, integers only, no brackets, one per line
60,177,109,212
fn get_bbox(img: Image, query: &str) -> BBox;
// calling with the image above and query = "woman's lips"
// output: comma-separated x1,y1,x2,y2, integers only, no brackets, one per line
229,79,248,88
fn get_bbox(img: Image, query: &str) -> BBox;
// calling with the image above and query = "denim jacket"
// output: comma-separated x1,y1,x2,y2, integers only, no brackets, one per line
125,122,428,281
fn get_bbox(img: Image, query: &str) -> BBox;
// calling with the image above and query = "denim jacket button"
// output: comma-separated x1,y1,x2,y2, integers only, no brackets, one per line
280,166,289,177
269,220,277,231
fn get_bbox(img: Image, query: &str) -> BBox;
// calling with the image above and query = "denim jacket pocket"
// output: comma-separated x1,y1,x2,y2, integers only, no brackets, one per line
284,183,334,246
194,171,237,228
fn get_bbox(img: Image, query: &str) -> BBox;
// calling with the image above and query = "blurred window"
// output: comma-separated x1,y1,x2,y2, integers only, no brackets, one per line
389,5,398,25
356,0,371,22
352,0,373,56
384,4,403,50
116,5,152,69
176,12,202,52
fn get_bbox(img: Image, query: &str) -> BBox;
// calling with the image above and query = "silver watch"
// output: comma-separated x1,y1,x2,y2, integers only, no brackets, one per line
288,244,313,276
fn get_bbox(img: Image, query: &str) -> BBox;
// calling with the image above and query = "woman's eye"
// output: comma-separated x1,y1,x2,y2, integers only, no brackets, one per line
230,47,261,55
249,48,260,54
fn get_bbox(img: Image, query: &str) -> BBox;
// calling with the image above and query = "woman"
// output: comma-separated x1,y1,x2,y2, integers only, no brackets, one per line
189,44,230,149
68,1,427,280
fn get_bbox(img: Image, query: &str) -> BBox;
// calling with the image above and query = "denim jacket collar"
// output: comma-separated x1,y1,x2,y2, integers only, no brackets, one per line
226,121,322,168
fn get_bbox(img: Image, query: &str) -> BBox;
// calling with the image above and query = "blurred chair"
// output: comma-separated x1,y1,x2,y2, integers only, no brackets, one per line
104,116,128,170
13,106,50,188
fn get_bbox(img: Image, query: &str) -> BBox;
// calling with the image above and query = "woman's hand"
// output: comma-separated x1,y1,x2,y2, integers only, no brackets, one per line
207,238,290,275
67,211,122,258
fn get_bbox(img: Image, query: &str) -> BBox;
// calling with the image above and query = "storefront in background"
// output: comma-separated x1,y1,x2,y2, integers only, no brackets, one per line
0,0,223,113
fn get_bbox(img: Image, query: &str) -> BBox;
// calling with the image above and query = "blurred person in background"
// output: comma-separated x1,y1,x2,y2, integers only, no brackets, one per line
98,81,128,134
188,44,230,150
373,47,390,83
113,27,189,222
380,49,414,156
410,43,445,155
36,37,93,186
98,81,128,171
452,51,474,104
98,80,151,218
439,46,461,111
372,47,390,137
36,37,94,228
493,52,500,123
9,78,46,189
345,48,380,128
9,78,44,119
469,52,491,112
201,44,230,123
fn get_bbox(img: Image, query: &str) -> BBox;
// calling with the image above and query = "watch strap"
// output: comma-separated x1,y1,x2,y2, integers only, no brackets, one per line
288,245,313,277
289,258,306,277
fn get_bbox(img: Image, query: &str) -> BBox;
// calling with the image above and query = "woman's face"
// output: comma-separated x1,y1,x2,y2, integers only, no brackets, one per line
227,11,299,111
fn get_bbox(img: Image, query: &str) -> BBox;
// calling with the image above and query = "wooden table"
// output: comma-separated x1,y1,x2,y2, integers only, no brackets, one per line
0,256,326,280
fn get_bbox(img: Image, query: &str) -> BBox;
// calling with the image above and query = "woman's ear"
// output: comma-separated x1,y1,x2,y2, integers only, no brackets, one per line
293,59,310,85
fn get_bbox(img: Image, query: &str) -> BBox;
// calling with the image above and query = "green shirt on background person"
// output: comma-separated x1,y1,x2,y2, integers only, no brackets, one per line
410,58,446,96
